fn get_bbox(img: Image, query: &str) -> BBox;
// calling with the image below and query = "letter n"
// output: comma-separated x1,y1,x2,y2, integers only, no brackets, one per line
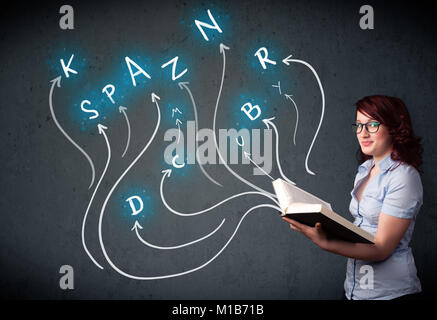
195,9,223,41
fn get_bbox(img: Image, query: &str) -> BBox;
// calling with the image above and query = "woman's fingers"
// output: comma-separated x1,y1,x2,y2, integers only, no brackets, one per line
285,218,306,230
282,217,323,234
289,223,299,231
282,217,302,232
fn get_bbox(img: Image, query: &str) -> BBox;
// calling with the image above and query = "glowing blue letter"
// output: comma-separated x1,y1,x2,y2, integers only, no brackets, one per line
254,47,276,70
126,195,144,216
241,102,261,121
125,56,151,87
161,56,187,81
102,84,115,104
80,100,99,120
195,9,222,41
60,54,78,78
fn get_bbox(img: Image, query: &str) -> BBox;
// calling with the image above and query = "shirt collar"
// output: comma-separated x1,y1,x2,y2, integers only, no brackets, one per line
378,153,398,172
358,153,398,174
358,159,373,174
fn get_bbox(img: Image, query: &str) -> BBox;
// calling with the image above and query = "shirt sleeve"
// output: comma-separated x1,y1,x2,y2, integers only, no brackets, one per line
381,166,423,219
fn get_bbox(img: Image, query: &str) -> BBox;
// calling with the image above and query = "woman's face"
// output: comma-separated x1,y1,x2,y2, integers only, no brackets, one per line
356,110,393,159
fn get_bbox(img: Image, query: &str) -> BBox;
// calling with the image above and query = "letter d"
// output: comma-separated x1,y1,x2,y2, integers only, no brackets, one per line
126,195,144,216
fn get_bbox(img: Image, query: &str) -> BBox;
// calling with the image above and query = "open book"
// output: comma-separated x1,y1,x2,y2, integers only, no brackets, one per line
273,178,374,244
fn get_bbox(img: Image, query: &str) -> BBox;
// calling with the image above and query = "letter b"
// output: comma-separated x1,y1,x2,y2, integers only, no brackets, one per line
241,102,261,121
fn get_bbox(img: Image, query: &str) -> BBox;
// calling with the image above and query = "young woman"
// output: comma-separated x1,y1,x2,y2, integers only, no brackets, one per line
282,95,424,300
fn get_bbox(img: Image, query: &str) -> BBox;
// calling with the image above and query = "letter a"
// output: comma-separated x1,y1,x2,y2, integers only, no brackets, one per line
59,265,74,290
59,5,74,30
359,5,374,30
125,56,151,87
359,265,374,289
195,9,223,41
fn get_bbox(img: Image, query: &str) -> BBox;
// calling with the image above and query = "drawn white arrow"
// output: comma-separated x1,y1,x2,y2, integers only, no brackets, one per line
172,107,182,118
284,94,299,146
106,199,280,279
243,151,275,181
212,44,277,198
49,76,96,189
282,54,325,175
175,118,182,144
178,81,223,187
262,117,296,185
132,218,226,250
81,123,110,270
119,106,131,158
160,169,279,217
151,92,160,102
171,154,185,168
98,92,161,273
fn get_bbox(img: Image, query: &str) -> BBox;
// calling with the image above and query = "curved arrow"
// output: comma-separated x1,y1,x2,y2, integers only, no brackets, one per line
105,200,280,280
282,55,325,175
132,218,226,250
284,94,299,146
119,106,131,158
171,154,185,169
81,124,110,270
49,76,95,189
160,169,279,217
98,92,161,271
243,151,275,181
176,119,181,144
262,117,296,185
212,44,277,198
178,81,223,187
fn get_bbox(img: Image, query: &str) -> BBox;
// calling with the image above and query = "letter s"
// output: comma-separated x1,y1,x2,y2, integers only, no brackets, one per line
80,100,99,120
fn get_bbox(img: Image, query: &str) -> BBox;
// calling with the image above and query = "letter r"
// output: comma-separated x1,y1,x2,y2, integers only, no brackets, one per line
254,47,277,70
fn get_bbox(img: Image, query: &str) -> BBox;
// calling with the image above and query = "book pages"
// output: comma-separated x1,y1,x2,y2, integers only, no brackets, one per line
272,178,332,211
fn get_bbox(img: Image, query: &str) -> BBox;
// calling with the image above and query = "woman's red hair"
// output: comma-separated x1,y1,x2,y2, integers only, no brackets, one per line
355,95,423,173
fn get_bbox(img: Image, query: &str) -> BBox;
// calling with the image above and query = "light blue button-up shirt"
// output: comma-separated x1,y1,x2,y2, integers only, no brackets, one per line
344,153,423,300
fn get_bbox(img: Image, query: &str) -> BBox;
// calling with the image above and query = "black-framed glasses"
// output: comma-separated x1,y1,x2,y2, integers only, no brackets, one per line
352,122,381,134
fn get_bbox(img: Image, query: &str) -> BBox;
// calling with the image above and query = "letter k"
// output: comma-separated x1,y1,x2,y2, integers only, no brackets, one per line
60,54,78,78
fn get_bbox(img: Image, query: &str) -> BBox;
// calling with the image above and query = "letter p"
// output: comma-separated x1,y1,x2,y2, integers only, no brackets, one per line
102,84,115,104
